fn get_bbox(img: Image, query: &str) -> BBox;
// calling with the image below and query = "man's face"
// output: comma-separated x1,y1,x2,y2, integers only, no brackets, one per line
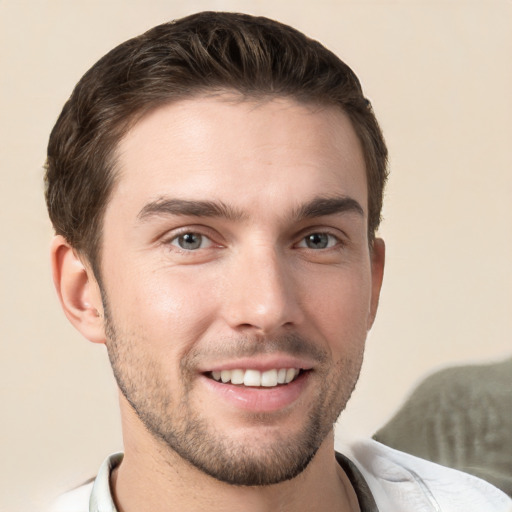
98,94,383,485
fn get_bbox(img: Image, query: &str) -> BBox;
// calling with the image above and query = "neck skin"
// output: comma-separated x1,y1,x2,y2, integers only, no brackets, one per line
111,396,360,512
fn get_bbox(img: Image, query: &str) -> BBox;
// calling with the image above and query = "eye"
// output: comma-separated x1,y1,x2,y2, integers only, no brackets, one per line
170,232,212,251
297,232,339,250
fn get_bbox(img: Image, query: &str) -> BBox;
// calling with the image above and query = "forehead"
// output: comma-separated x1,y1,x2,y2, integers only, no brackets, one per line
110,95,367,220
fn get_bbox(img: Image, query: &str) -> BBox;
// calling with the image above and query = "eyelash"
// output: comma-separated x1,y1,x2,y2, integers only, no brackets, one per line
295,232,342,250
169,232,213,251
161,228,218,253
162,228,344,254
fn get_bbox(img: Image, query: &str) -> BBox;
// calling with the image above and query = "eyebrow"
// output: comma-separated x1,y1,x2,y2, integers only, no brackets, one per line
137,198,248,222
137,195,364,223
292,196,364,220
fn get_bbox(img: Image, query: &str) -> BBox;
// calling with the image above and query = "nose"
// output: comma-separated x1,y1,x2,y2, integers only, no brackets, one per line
220,245,304,336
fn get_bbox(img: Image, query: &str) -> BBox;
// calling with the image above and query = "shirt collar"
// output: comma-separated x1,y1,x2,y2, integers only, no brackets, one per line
89,452,377,511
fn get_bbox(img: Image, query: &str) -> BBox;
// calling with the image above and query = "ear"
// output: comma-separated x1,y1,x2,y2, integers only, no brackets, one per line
367,237,385,330
50,235,106,344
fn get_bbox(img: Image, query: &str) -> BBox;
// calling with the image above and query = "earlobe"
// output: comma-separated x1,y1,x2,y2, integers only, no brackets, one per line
368,237,385,330
50,235,106,344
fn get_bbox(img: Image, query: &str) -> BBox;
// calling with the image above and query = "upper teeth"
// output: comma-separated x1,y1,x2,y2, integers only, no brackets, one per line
211,368,300,387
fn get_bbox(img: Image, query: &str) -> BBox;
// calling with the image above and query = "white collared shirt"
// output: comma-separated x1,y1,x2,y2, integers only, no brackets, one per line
51,440,512,512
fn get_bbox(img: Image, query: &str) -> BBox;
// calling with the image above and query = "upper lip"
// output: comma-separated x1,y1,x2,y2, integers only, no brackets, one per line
198,354,316,373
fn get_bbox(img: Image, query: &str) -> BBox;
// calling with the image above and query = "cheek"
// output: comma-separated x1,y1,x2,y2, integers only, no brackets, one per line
304,267,372,350
105,264,220,353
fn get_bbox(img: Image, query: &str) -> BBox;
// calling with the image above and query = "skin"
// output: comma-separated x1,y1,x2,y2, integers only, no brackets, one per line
52,94,385,512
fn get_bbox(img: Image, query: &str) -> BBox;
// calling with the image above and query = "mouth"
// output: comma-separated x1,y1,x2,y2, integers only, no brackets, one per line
206,368,305,388
200,364,312,412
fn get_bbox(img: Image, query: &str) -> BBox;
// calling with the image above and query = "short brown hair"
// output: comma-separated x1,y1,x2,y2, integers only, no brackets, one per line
45,11,388,273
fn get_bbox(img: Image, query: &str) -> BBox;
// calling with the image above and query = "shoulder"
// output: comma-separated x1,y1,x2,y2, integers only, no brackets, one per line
49,452,123,512
342,439,512,512
49,481,93,512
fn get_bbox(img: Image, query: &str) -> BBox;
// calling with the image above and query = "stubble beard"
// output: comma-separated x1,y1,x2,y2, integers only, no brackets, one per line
103,305,364,487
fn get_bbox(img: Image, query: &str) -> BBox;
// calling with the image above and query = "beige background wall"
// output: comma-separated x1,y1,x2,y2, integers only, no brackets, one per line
1,1,511,510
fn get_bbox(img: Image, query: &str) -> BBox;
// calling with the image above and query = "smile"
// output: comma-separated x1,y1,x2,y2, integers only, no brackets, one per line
209,368,303,387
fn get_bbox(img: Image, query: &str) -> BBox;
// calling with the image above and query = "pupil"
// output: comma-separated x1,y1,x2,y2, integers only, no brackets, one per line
307,233,328,249
179,233,201,250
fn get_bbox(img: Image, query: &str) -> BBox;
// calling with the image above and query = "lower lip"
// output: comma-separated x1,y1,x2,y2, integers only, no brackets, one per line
199,371,310,413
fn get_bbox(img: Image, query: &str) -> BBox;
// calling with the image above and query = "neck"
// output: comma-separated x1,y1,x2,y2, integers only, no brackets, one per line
112,408,359,512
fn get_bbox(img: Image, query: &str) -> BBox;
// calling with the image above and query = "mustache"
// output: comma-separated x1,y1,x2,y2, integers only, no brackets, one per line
184,332,328,368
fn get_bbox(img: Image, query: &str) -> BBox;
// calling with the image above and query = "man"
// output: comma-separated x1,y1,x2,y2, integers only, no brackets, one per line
45,11,511,512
